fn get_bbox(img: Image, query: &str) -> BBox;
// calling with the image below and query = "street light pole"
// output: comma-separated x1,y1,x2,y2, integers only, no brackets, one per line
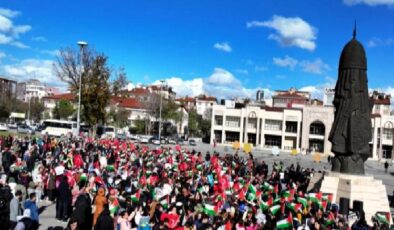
77,41,88,137
158,80,165,144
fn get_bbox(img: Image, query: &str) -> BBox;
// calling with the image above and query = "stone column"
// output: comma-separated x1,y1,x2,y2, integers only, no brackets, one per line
221,112,226,144
296,120,301,151
261,118,265,148
239,109,244,145
372,118,378,160
256,116,261,147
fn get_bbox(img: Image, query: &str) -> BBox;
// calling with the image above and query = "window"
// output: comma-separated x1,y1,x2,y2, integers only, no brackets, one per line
225,131,240,142
225,116,240,127
265,119,282,131
247,118,257,129
383,128,393,140
310,122,325,135
285,121,297,133
382,145,392,159
264,135,281,148
214,115,223,126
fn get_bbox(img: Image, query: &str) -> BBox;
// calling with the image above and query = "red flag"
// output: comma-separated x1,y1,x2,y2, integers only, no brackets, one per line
175,145,181,152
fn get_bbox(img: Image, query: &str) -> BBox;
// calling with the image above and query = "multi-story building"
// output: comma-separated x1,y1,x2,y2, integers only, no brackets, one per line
272,88,310,108
0,76,17,104
23,79,47,101
210,88,394,161
195,95,217,119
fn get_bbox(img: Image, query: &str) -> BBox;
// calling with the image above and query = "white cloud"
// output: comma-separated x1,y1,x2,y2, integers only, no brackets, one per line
0,51,6,59
273,55,298,70
0,9,31,48
11,41,29,49
1,58,67,89
153,68,267,99
41,49,60,56
344,0,394,6
213,42,232,53
367,37,394,48
0,8,20,18
247,15,317,51
235,69,249,74
153,77,204,97
255,66,268,72
32,36,47,42
299,76,336,99
273,55,330,75
300,58,330,74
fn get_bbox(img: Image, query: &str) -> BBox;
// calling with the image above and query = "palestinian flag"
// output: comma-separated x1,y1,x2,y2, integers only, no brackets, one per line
322,194,333,203
259,196,273,211
269,204,281,215
325,212,335,227
375,212,390,225
109,199,120,216
80,173,87,182
196,164,203,171
247,184,261,201
160,196,169,209
297,197,308,208
307,192,322,203
203,204,219,216
287,203,302,213
131,190,141,202
106,165,116,172
262,182,274,192
276,214,293,229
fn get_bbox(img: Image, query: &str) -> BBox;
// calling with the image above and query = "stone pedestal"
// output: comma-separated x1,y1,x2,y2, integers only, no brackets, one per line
320,172,391,225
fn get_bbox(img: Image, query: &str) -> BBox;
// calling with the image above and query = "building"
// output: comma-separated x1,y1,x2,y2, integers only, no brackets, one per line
210,89,394,161
23,79,48,101
272,88,310,108
323,88,335,106
0,76,17,104
195,95,217,119
175,97,196,110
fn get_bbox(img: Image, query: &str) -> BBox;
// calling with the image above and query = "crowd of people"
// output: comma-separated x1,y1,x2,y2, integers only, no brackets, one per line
0,134,392,230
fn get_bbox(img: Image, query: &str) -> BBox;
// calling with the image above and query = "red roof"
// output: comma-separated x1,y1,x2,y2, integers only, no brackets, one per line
130,87,150,95
196,95,217,101
43,93,75,101
176,97,195,103
111,97,143,109
373,98,391,105
273,92,308,99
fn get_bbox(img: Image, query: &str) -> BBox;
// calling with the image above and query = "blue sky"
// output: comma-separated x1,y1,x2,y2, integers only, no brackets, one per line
1,0,394,99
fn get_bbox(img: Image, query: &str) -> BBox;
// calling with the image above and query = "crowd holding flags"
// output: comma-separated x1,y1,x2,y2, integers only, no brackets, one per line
0,134,392,230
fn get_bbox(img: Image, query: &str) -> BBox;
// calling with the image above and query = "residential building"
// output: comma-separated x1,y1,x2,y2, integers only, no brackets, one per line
0,76,17,104
323,88,335,106
175,97,196,110
272,87,310,108
195,95,217,119
23,79,48,101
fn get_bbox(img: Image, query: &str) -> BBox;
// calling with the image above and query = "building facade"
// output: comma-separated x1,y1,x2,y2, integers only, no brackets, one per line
0,76,17,104
210,90,394,161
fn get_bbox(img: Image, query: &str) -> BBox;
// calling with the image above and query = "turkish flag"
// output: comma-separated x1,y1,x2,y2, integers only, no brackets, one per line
160,213,179,229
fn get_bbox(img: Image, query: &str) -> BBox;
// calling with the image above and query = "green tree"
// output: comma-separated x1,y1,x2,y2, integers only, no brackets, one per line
131,119,146,134
0,102,10,122
29,98,45,121
53,99,75,119
54,47,122,127
108,107,129,128
188,109,199,136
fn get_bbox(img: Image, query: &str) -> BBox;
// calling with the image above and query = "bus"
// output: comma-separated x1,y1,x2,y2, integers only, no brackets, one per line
40,119,78,137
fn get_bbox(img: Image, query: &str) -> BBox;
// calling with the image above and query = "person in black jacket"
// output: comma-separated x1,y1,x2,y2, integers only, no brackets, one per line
94,205,114,230
70,190,92,230
56,175,71,222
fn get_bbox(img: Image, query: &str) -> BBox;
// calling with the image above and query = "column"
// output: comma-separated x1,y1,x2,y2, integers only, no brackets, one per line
239,109,244,145
296,120,301,152
379,121,383,160
372,118,378,160
281,113,286,151
221,113,226,144
256,116,261,147
261,118,265,148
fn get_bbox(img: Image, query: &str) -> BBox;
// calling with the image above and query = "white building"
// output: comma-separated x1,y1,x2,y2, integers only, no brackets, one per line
210,90,394,161
23,79,48,101
195,95,217,119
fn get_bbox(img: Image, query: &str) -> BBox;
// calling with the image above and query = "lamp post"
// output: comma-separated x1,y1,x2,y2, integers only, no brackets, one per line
77,41,88,136
158,80,165,144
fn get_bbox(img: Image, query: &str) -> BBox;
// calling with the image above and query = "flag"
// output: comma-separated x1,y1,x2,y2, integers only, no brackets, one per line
307,192,322,203
325,212,335,227
204,204,218,216
287,203,302,213
269,205,281,215
106,165,116,172
196,164,203,171
297,197,308,208
109,199,119,216
322,194,333,203
247,184,261,201
276,214,293,229
160,196,169,209
259,197,273,211
131,190,141,202
375,212,390,225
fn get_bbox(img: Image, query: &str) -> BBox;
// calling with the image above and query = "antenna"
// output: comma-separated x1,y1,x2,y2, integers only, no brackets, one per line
353,20,357,39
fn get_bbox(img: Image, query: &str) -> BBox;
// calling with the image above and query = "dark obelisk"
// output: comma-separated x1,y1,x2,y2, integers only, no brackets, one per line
328,25,373,175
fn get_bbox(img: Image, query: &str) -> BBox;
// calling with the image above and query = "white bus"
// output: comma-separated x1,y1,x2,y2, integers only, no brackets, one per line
41,119,78,137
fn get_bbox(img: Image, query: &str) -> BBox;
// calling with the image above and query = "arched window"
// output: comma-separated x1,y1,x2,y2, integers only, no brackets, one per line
310,121,325,136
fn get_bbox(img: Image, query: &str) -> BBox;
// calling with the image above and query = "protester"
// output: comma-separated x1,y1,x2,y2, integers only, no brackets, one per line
23,193,39,225
94,205,114,230
93,187,108,226
56,175,72,222
14,209,39,230
10,190,24,229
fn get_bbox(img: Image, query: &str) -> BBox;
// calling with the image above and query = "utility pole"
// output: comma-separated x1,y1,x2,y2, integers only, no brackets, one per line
77,41,88,137
158,80,165,144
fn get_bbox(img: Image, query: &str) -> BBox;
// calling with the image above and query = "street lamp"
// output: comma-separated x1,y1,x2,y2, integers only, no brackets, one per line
77,41,88,136
158,80,166,144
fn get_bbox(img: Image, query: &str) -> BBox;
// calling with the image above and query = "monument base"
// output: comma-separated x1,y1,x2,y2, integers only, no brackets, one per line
320,172,391,225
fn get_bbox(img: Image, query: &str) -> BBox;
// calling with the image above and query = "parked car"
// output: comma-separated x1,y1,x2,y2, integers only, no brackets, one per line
168,138,176,144
116,133,128,140
17,124,35,134
139,136,149,144
7,123,17,129
0,123,9,131
177,138,185,145
189,139,197,146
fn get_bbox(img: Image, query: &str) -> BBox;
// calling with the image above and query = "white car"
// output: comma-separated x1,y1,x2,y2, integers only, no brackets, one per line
139,136,149,144
0,123,8,131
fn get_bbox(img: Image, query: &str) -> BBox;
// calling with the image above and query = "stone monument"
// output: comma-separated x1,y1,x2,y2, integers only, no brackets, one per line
319,26,391,225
